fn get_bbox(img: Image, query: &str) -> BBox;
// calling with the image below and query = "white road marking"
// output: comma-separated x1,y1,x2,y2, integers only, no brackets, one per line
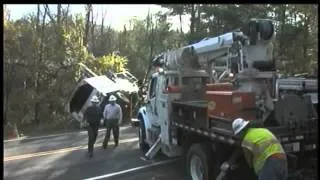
4,126,132,143
82,158,180,180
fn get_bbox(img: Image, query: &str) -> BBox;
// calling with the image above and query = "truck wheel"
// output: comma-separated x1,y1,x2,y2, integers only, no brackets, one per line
138,119,149,153
186,143,214,180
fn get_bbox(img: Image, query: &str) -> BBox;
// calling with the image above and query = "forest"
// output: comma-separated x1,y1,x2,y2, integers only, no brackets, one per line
3,4,318,136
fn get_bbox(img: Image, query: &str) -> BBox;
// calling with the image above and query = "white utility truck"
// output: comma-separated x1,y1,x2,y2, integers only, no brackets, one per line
133,19,318,180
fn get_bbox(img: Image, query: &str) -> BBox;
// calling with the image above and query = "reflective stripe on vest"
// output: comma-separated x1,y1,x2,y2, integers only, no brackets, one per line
242,128,285,174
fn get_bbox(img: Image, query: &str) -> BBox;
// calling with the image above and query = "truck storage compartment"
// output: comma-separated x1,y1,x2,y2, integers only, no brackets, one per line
172,101,208,129
206,91,256,121
206,83,233,91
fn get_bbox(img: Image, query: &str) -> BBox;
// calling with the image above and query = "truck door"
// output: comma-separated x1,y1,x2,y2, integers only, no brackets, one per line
146,75,160,127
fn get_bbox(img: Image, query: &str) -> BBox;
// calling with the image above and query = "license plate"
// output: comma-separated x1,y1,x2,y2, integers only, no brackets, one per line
283,142,300,152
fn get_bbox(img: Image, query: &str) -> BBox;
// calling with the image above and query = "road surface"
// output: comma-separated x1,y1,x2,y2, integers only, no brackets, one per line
4,126,185,180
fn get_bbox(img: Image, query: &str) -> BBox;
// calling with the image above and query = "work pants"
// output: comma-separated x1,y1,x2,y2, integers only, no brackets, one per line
103,119,119,147
258,157,288,180
87,124,99,153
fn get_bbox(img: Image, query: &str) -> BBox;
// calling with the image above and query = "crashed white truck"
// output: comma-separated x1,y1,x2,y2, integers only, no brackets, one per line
66,65,139,128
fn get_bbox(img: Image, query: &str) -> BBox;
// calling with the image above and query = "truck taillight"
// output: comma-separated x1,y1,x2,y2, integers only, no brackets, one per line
232,96,242,104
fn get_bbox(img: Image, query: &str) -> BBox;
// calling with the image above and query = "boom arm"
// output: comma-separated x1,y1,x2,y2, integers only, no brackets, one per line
152,19,275,82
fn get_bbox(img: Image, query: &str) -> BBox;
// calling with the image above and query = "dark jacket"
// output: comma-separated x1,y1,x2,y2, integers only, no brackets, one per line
84,105,101,127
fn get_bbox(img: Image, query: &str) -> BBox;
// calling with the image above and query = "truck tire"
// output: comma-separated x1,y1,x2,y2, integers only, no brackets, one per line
138,119,149,153
186,143,214,180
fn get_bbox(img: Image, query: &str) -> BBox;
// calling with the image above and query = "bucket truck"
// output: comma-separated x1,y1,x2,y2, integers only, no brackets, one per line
134,19,318,180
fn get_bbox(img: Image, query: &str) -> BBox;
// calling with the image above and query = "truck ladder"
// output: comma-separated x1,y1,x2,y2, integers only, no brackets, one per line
145,135,162,159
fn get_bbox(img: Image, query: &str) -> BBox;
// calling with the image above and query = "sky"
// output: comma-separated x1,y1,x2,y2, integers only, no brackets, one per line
5,4,191,32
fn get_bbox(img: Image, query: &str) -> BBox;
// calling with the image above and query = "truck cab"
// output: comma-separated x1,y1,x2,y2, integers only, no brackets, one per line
138,69,210,156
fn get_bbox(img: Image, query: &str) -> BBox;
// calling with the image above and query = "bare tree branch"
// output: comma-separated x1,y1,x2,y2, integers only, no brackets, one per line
44,4,56,27
100,8,107,36
57,4,61,26
83,4,92,47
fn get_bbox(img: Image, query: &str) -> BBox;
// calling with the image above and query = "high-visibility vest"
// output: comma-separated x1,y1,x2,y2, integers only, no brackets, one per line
241,128,285,174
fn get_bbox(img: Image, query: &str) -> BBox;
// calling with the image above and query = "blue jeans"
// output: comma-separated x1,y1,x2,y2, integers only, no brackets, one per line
258,157,288,180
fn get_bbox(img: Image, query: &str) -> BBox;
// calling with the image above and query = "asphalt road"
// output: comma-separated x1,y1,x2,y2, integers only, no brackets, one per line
4,126,185,180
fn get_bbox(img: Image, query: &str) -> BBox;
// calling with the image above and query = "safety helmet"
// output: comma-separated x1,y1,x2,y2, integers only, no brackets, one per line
109,95,117,102
232,118,249,135
91,95,99,103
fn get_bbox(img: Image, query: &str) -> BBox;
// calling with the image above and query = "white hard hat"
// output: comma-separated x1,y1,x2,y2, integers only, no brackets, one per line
109,95,117,101
91,95,99,103
232,118,249,135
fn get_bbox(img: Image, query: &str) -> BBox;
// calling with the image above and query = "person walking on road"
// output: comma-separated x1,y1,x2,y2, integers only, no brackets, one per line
232,118,288,180
103,95,123,149
84,95,101,158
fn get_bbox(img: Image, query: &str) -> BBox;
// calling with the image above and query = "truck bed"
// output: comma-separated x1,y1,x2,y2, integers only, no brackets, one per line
171,100,318,152
172,100,209,129
171,100,208,108
172,100,240,145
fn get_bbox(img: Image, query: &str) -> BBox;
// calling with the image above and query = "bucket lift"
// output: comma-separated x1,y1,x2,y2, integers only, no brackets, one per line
144,19,276,160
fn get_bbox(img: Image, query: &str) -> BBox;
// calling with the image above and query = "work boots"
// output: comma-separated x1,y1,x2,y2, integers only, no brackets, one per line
114,140,119,148
102,142,108,149
103,139,118,149
87,151,93,158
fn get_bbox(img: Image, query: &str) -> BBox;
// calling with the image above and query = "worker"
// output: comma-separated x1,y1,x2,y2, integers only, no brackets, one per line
232,118,288,180
102,95,123,149
83,95,101,158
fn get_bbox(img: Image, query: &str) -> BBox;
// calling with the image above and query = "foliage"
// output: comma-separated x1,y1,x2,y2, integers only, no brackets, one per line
161,4,317,74
87,54,128,75
3,4,318,133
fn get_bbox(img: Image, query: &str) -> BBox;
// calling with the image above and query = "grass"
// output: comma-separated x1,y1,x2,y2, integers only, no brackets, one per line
4,119,132,140
4,121,82,140
21,123,81,137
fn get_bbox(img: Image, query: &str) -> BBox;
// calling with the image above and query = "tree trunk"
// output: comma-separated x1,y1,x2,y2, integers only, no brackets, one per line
34,4,47,126
90,8,96,53
142,16,155,85
118,31,122,53
100,15,104,37
4,63,13,126
179,14,183,34
57,4,61,26
196,4,201,34
36,5,40,27
217,15,220,35
83,4,92,47
13,123,20,138
189,4,196,44
63,5,70,31
302,13,310,72
4,73,8,125
123,25,127,51
279,5,286,61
